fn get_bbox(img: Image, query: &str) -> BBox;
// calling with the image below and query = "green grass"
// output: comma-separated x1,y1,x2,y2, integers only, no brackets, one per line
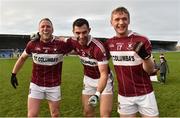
152,52,180,117
0,52,180,117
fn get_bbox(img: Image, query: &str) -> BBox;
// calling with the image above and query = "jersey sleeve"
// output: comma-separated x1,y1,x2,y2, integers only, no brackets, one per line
25,41,34,55
94,44,109,65
144,37,152,55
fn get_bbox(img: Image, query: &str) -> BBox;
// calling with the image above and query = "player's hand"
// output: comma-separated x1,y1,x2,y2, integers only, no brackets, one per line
133,41,151,60
57,36,65,41
88,95,99,107
30,32,40,41
11,73,18,89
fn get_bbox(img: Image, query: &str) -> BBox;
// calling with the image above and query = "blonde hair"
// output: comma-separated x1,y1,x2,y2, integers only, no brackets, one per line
111,7,130,20
39,18,53,26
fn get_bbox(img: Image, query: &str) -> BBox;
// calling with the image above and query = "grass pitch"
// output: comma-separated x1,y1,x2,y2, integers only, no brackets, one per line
0,52,180,117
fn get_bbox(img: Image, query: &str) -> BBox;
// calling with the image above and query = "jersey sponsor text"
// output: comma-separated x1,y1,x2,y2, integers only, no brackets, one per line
32,53,63,66
110,51,142,66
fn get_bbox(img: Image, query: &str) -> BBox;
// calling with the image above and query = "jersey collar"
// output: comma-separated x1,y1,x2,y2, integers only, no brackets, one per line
87,35,93,46
127,30,134,37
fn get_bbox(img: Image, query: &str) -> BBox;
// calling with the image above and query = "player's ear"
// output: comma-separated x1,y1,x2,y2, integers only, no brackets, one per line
72,29,76,35
128,19,130,24
110,20,113,26
52,27,54,33
89,27,91,33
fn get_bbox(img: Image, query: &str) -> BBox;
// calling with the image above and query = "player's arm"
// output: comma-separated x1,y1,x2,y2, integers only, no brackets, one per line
142,58,154,74
97,63,109,93
65,38,77,55
88,63,109,107
12,51,29,74
11,51,29,88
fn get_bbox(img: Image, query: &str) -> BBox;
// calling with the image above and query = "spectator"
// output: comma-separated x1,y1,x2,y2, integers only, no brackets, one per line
159,57,169,84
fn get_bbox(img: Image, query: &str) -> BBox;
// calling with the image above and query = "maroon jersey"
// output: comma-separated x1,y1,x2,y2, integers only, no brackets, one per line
67,36,110,79
106,31,153,97
25,37,72,87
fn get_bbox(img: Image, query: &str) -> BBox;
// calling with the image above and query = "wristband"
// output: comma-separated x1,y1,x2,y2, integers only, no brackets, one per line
95,91,100,98
12,73,16,77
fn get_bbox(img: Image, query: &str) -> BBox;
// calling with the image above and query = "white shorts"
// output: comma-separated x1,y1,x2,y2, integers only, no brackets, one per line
82,72,114,95
118,91,159,116
28,82,61,101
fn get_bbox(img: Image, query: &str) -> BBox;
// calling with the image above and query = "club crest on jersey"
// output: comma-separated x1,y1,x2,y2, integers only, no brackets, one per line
109,43,114,48
116,43,123,50
127,42,133,51
35,47,41,51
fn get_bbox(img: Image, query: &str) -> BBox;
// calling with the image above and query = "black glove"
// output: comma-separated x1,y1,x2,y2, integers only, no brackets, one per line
30,32,40,41
11,73,18,89
133,41,151,60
